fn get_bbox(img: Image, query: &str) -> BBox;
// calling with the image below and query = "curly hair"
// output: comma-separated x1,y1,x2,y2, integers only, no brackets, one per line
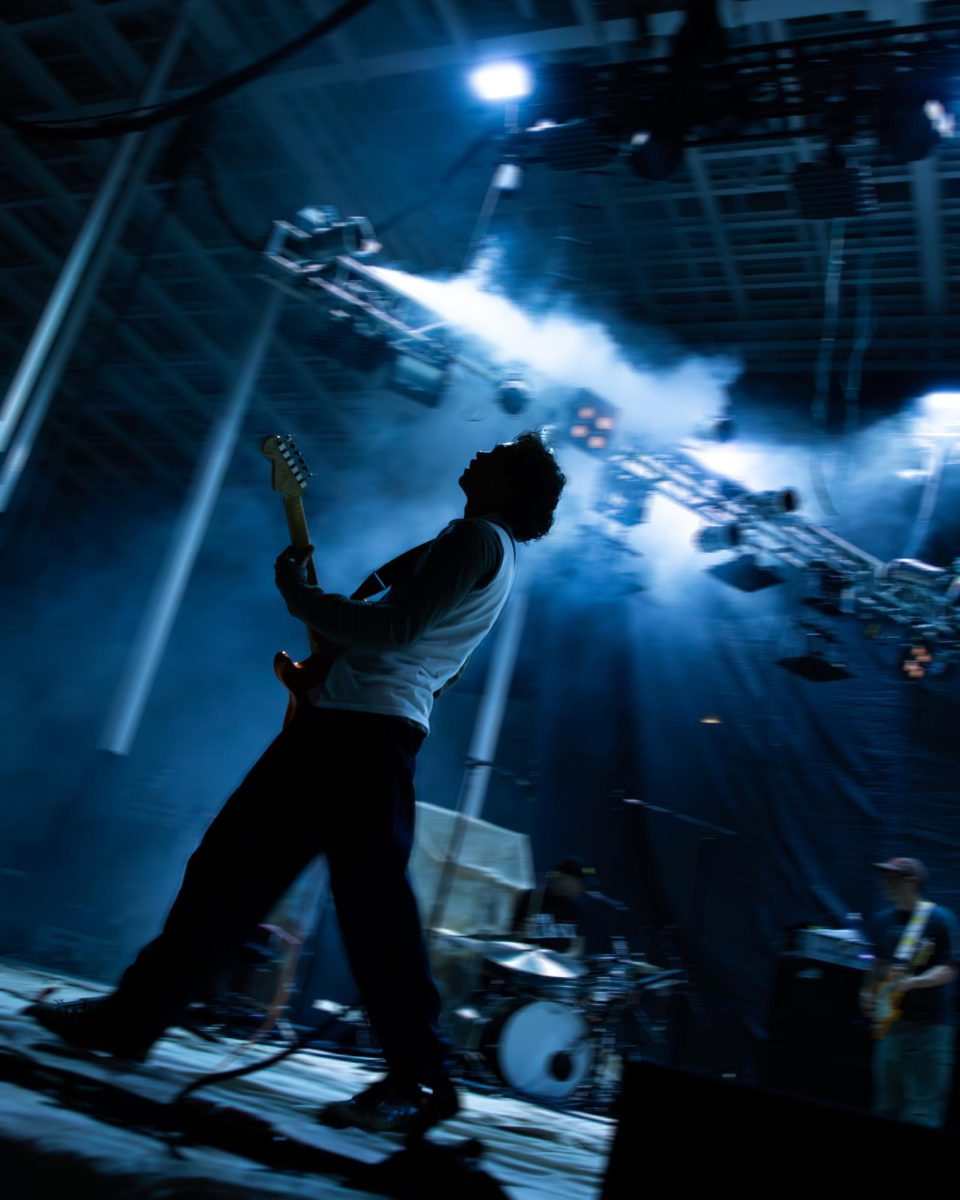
497,430,567,543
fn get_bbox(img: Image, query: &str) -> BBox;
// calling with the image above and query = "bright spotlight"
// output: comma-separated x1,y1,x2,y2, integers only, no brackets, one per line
919,391,960,422
470,61,532,102
912,392,960,447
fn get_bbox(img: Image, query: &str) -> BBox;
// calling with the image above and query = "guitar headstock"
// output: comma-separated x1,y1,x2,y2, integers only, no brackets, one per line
260,433,311,497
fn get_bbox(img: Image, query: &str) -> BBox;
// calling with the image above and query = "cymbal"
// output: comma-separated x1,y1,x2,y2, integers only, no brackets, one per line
588,955,668,977
631,960,668,977
482,945,587,979
430,930,532,957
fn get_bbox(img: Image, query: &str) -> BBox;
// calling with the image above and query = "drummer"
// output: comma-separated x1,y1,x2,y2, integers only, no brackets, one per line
512,857,598,957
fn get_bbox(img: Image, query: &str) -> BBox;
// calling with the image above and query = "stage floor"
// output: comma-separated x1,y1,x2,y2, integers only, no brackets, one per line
0,961,612,1199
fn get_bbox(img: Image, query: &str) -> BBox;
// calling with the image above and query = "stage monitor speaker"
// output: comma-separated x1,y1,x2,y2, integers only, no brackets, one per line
602,1058,956,1196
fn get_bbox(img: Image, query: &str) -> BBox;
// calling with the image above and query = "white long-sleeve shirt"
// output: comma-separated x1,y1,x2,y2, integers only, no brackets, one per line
277,517,516,732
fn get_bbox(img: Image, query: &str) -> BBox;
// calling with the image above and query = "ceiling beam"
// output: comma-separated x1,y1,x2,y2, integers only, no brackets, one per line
253,18,638,94
429,0,473,57
684,148,748,318
910,157,946,317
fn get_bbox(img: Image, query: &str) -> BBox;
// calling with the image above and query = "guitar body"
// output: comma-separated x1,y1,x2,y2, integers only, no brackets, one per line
273,645,339,728
872,973,905,1040
872,932,933,1039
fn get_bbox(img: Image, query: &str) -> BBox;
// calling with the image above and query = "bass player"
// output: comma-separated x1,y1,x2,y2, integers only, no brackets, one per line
859,857,959,1127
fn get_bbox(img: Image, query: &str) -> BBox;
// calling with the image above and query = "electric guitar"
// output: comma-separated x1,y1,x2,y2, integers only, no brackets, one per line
261,433,339,728
871,936,934,1040
262,433,437,727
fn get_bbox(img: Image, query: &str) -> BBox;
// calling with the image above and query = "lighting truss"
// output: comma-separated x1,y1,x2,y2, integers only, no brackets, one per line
514,17,960,166
259,216,959,657
261,230,496,389
615,447,960,650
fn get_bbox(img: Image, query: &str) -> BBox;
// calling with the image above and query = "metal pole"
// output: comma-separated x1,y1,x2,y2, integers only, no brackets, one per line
0,128,170,514
0,7,192,455
100,288,283,756
427,578,529,933
460,581,529,819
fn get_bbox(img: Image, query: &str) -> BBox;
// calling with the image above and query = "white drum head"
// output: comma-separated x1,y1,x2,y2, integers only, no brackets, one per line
496,1000,593,1100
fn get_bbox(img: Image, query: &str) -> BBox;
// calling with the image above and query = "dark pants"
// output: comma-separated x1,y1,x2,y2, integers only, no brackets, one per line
873,1021,955,1127
107,706,447,1084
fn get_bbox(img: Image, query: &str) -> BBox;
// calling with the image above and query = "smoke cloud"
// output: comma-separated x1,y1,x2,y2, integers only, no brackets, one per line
371,262,739,448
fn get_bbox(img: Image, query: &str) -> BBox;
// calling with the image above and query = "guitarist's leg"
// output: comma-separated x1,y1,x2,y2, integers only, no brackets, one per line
103,709,329,1045
325,713,447,1087
900,1023,955,1128
872,1027,905,1119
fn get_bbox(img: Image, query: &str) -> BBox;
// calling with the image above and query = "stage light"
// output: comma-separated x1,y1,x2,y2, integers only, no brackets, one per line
694,524,741,553
882,557,954,594
385,351,450,408
470,61,532,102
876,100,942,163
741,488,800,518
491,161,523,191
914,391,960,441
900,637,940,680
693,409,736,443
265,205,380,274
496,376,532,415
778,621,852,682
926,101,956,139
562,389,618,455
805,561,859,615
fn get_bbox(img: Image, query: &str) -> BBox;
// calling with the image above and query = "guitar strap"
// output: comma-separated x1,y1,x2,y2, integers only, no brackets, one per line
350,540,434,601
892,900,935,966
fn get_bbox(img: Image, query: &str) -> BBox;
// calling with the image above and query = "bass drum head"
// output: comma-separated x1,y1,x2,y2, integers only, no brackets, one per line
487,999,593,1101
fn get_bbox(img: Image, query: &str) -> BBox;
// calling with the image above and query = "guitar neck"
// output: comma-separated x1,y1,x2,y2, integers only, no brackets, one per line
282,494,326,658
283,494,318,586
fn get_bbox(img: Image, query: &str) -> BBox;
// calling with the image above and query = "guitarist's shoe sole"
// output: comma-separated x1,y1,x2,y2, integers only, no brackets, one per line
24,996,153,1063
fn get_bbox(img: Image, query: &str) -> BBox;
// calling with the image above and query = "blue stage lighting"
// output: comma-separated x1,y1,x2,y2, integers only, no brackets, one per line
470,61,532,102
915,391,960,439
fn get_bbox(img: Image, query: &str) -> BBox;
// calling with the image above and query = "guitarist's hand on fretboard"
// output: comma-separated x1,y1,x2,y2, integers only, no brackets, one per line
274,543,316,592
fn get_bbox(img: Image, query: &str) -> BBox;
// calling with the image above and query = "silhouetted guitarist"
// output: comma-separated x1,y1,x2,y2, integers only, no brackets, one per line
28,432,565,1137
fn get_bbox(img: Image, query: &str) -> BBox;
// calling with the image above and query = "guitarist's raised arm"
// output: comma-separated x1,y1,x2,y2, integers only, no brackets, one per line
274,519,505,651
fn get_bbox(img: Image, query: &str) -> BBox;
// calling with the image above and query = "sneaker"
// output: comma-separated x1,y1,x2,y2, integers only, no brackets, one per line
24,996,153,1063
320,1075,460,1136
408,1078,460,1138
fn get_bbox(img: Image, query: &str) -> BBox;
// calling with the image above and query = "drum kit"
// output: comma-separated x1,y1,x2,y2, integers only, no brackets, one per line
431,921,688,1111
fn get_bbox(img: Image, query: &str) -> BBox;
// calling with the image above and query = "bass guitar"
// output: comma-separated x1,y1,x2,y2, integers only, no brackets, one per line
261,433,339,728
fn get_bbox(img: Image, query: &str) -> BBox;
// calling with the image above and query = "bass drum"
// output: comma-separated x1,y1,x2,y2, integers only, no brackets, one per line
481,998,594,1101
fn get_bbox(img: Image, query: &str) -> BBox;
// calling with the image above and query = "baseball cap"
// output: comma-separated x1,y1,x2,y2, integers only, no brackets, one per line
874,856,928,884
